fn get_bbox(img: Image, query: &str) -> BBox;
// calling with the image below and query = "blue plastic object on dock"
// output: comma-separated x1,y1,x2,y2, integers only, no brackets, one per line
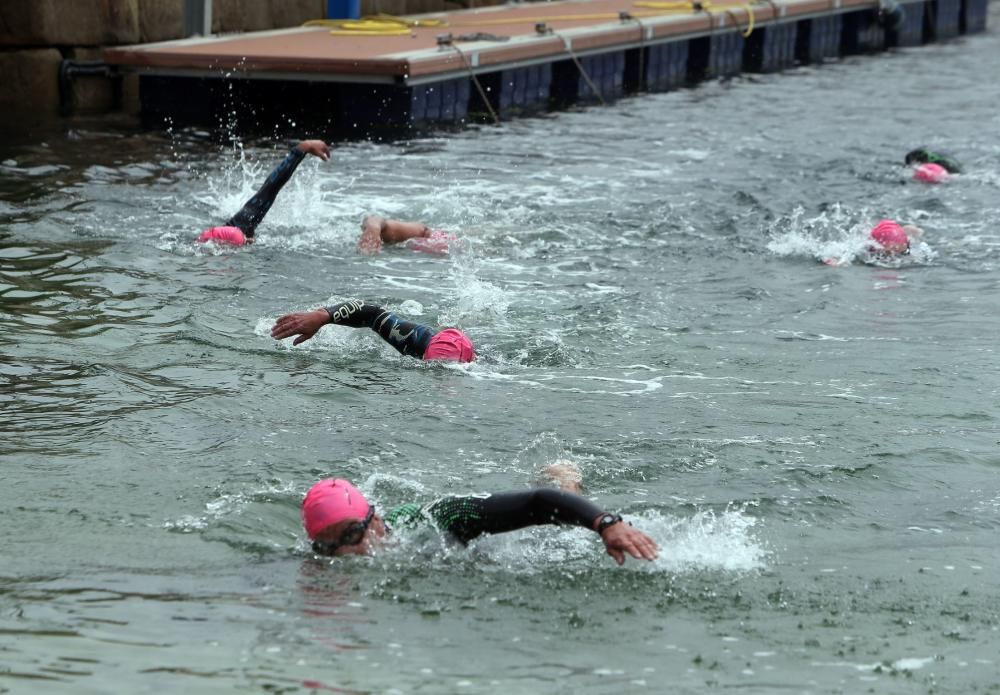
928,0,962,39
494,64,552,116
796,13,843,63
327,0,361,20
745,21,797,72
551,51,626,105
963,0,988,32
641,40,689,91
411,78,471,124
887,1,926,47
842,8,886,53
689,31,745,81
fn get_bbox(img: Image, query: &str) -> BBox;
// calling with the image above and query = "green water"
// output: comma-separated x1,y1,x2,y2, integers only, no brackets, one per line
2,22,1000,695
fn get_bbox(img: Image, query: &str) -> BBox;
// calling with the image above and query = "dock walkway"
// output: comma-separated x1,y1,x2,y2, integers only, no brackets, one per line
103,0,988,137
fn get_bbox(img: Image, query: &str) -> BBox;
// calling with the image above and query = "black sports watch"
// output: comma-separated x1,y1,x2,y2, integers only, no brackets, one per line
595,512,623,534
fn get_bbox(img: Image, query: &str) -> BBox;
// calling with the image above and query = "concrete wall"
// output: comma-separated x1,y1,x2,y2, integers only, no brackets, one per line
0,1,141,48
212,0,326,34
1,0,501,134
0,48,64,126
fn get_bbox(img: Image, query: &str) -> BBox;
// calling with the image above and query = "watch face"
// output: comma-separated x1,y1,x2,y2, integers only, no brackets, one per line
598,513,619,531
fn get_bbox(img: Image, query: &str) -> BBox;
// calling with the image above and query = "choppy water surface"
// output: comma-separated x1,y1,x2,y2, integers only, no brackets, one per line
3,21,1000,695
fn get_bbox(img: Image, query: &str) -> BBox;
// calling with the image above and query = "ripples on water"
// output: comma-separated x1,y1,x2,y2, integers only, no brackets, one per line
3,21,1000,693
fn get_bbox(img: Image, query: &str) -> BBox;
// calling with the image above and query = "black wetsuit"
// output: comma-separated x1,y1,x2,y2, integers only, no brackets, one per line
227,147,306,239
324,300,437,359
904,147,963,174
383,488,605,544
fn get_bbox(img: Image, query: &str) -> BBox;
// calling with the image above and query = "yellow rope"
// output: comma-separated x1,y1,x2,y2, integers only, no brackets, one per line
721,4,755,37
742,4,755,38
331,25,411,36
303,3,756,37
636,0,756,36
303,14,447,35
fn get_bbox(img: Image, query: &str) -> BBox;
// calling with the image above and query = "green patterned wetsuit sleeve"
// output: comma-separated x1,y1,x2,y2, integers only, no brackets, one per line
424,489,605,545
383,503,426,529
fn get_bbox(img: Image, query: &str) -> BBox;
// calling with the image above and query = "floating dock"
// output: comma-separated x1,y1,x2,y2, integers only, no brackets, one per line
103,0,989,138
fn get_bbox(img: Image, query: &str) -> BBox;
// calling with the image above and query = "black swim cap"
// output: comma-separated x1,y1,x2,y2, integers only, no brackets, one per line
904,147,963,174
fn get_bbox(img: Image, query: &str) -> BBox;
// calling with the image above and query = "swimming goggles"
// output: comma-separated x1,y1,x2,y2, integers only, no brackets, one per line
312,507,375,555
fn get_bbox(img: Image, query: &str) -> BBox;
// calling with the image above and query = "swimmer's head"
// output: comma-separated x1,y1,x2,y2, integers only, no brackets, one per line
904,148,929,167
868,219,910,255
423,328,475,363
913,162,949,184
302,478,370,541
904,147,963,174
197,226,247,246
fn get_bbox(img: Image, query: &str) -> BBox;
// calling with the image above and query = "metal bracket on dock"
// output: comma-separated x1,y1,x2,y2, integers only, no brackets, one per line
58,60,123,116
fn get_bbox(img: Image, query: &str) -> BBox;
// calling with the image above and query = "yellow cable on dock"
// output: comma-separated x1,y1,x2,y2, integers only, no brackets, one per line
724,4,755,38
742,4,755,38
303,14,447,36
636,1,756,36
304,2,755,37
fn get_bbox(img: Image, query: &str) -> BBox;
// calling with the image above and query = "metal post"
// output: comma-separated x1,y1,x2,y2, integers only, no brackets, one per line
327,0,362,20
184,0,213,37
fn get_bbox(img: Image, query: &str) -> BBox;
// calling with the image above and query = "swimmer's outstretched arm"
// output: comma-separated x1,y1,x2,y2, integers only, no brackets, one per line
270,300,435,358
357,216,432,255
425,489,659,565
226,139,330,239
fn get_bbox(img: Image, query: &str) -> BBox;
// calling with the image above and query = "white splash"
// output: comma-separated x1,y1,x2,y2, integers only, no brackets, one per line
422,505,770,574
765,204,935,266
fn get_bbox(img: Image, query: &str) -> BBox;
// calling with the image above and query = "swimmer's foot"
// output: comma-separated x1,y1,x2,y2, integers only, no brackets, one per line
357,218,383,255
538,459,583,494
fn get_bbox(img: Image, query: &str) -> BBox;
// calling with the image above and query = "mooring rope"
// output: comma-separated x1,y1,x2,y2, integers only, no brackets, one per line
436,34,501,125
533,22,608,107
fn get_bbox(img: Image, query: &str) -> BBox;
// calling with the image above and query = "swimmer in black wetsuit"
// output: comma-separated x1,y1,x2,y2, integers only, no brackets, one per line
302,478,659,565
270,299,475,362
197,138,440,251
197,140,329,246
904,147,963,174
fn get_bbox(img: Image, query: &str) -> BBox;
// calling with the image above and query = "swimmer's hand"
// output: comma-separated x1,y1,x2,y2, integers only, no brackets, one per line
357,216,384,256
598,520,659,565
357,230,383,255
296,140,330,161
271,309,330,345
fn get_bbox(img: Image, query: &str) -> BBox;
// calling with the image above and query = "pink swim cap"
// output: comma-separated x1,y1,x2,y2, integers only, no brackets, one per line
423,328,475,363
197,226,247,245
302,479,370,540
406,230,456,256
913,162,949,184
869,219,910,253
